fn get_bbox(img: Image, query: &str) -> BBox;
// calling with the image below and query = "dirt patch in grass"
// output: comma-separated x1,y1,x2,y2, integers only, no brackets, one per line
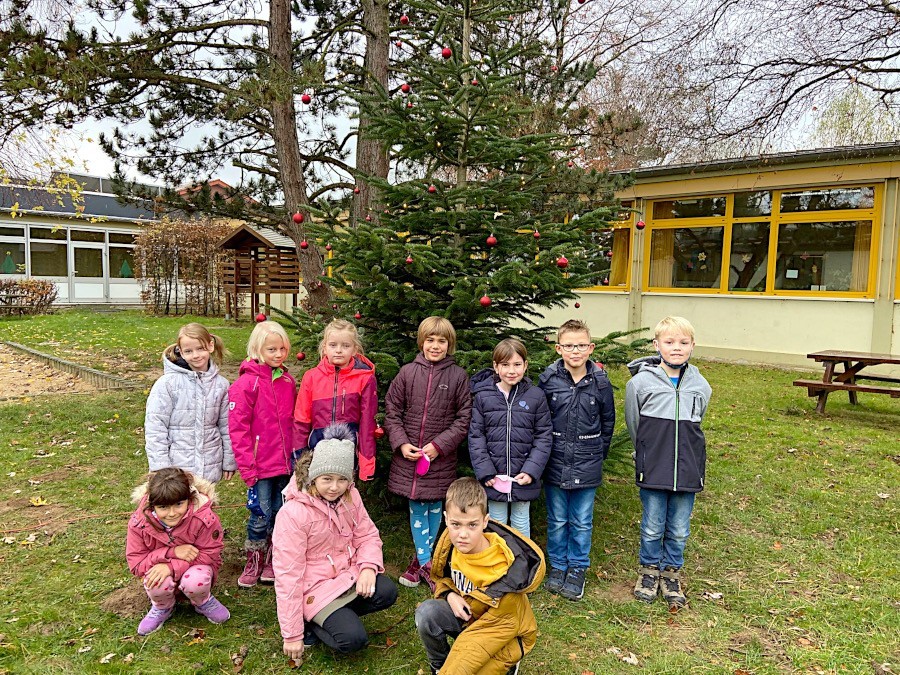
602,579,638,604
101,583,149,619
0,499,71,535
729,627,791,671
0,344,97,398
30,464,97,484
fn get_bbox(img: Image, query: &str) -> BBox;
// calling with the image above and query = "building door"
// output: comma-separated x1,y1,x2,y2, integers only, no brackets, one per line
70,244,107,302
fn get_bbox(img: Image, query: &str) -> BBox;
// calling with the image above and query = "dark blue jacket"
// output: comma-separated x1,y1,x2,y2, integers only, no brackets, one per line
468,369,553,502
538,359,615,490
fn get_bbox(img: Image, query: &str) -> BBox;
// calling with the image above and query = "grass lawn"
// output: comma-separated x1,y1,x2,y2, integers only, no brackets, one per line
0,312,898,674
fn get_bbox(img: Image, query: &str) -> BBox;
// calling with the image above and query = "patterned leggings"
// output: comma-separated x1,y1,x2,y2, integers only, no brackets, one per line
144,564,214,608
409,499,442,565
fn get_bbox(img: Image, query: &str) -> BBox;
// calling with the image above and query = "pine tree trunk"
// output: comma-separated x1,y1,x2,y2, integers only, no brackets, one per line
268,0,329,310
354,0,390,226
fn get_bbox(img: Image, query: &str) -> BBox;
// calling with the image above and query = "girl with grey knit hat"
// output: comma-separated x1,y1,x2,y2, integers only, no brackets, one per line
272,424,397,662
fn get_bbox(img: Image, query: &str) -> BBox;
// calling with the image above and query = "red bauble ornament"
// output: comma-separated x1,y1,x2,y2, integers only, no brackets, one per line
301,93,312,105
406,102,414,108
325,243,332,251
574,302,581,309
405,255,413,264
636,220,645,230
471,78,479,86
602,277,610,286
354,312,362,319
255,312,266,322
578,0,587,4
550,65,559,72
441,47,453,59
480,295,492,307
486,234,498,247
353,187,360,194
332,304,338,310
567,160,574,167
428,184,436,193
395,40,402,47
533,230,541,239
400,83,411,94
605,250,613,258
300,239,309,250
399,13,409,25
365,214,372,222
296,351,306,361
556,256,569,269
292,211,304,224
373,424,385,440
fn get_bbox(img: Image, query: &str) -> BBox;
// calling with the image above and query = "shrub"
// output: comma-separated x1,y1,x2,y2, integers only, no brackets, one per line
0,278,58,315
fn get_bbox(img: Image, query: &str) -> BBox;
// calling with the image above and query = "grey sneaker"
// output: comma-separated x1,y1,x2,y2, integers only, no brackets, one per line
544,567,566,594
560,567,586,601
659,566,686,609
633,565,660,603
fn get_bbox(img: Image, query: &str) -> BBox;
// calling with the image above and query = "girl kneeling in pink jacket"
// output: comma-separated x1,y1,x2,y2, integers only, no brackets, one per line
273,424,398,661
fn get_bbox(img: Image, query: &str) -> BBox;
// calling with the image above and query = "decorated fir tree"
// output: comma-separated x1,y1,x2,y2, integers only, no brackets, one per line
287,0,627,376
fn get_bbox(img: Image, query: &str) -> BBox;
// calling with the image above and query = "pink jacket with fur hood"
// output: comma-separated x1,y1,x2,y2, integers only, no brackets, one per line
272,471,384,642
125,475,224,583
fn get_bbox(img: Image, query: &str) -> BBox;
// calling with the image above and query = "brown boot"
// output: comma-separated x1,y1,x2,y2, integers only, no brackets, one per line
659,567,686,609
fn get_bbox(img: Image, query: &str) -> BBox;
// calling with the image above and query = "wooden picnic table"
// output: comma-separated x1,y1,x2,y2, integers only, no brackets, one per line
793,350,900,413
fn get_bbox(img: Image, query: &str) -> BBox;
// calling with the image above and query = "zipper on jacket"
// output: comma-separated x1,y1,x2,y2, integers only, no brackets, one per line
504,384,518,502
342,388,346,415
332,368,339,424
673,372,682,491
271,376,289,470
411,363,436,501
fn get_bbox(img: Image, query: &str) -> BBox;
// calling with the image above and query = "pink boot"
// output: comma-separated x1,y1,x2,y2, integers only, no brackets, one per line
238,548,262,588
259,544,275,584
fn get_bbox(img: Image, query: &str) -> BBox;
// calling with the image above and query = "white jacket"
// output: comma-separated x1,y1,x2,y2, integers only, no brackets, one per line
144,354,235,482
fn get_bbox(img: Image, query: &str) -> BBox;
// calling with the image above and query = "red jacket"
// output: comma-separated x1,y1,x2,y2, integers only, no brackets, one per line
125,476,224,583
272,476,384,642
294,356,378,481
228,359,299,486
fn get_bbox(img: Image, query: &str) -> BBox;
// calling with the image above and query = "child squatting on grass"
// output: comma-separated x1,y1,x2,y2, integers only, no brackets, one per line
144,322,235,483
126,468,229,636
273,423,398,661
228,321,299,589
295,319,379,481
625,316,712,609
415,477,545,675
468,337,553,540
384,316,472,593
538,319,615,601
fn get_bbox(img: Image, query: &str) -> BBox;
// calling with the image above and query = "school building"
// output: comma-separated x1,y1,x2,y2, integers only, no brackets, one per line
541,142,900,368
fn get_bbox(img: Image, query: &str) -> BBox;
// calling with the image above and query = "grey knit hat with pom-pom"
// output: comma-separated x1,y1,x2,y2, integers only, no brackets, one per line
307,423,356,482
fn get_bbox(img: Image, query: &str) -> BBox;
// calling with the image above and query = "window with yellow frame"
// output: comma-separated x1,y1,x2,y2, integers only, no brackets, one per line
581,201,633,290
645,185,879,297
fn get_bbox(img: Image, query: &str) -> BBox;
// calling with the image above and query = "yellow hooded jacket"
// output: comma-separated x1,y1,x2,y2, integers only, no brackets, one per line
430,519,546,674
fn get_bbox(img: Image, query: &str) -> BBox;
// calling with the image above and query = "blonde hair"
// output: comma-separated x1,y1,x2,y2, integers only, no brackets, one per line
247,321,291,361
318,319,365,359
492,337,527,365
445,477,488,516
557,319,591,343
164,322,226,365
417,316,457,354
654,316,695,341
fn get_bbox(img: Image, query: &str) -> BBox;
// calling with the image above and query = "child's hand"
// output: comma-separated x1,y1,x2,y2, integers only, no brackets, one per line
143,563,171,589
447,592,472,621
514,472,533,486
484,478,495,488
222,471,234,480
356,568,377,597
283,639,304,661
421,443,439,461
173,544,199,562
400,443,422,461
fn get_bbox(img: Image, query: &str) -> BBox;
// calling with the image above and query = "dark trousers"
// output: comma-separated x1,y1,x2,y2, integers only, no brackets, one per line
309,574,398,653
415,598,466,670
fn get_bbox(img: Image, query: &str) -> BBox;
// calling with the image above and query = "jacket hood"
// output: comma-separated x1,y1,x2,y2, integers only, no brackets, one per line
539,357,602,384
238,358,289,378
131,473,217,508
627,354,662,376
471,368,534,395
161,348,221,378
313,353,375,376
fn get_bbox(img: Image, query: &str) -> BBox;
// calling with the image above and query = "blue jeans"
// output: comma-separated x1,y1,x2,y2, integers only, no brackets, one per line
638,488,695,569
544,485,596,571
246,474,290,544
488,500,531,540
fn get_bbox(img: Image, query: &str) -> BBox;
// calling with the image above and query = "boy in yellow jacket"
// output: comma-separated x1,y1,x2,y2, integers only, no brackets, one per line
415,477,545,675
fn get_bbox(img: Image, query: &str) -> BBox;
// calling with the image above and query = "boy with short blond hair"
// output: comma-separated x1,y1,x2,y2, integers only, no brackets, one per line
625,316,711,609
538,319,616,600
415,477,545,675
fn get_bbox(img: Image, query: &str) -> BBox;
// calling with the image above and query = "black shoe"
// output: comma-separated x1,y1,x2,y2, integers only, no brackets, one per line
559,567,586,601
507,662,521,674
544,567,566,595
303,631,320,647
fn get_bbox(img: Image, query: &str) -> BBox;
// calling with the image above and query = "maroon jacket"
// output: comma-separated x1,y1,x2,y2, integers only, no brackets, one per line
385,353,472,501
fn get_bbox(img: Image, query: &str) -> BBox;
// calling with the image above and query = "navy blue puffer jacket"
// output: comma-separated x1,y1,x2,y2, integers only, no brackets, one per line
538,359,615,490
468,369,553,502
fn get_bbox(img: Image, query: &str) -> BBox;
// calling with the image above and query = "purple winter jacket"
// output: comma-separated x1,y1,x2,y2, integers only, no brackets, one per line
385,353,472,501
228,359,299,486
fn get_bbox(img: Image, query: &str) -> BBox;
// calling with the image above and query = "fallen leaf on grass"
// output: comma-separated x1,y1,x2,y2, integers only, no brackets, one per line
385,637,396,648
622,652,640,666
772,541,783,550
187,637,204,646
123,652,134,663
29,496,47,507
99,653,116,664
568,652,578,660
2,537,15,545
582,671,596,675
287,657,302,668
77,645,92,653
733,669,753,675
702,591,724,600
877,492,890,499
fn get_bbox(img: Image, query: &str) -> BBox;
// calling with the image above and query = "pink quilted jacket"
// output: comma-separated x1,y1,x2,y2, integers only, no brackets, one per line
271,475,384,642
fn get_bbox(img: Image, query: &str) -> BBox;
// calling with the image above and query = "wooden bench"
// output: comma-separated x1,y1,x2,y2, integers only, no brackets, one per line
793,350,900,413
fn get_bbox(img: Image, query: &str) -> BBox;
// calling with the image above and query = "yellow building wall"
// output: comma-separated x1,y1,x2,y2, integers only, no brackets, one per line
537,292,631,338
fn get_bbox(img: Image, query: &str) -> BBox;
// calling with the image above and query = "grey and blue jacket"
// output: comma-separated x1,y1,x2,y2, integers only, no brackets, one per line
625,355,711,493
537,359,615,490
